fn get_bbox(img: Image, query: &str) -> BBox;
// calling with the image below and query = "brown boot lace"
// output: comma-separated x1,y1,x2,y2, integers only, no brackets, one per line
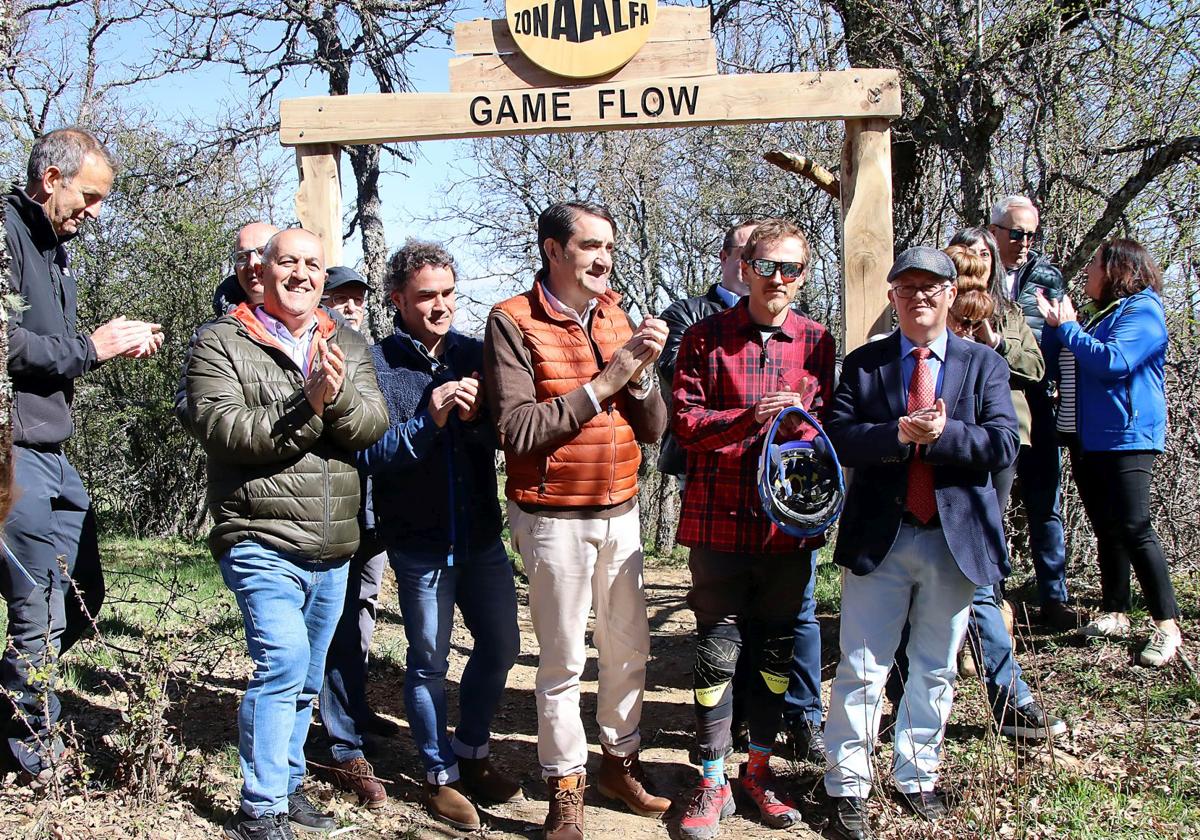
552,781,585,827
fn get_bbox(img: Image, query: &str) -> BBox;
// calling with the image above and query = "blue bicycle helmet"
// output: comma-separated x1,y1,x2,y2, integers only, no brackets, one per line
756,405,845,538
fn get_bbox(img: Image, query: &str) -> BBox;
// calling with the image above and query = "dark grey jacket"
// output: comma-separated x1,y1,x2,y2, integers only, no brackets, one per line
1012,251,1066,339
656,284,729,476
4,189,100,447
185,304,389,563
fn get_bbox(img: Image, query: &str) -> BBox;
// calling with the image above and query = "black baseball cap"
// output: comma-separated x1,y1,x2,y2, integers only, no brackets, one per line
324,266,373,292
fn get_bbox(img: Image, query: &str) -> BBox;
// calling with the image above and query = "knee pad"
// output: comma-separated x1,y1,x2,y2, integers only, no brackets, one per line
694,624,740,708
757,628,795,696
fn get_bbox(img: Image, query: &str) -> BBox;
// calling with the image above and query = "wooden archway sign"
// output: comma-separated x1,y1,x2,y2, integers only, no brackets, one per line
280,6,900,350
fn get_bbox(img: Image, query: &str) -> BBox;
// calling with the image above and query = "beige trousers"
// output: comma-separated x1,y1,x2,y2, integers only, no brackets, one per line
508,501,651,779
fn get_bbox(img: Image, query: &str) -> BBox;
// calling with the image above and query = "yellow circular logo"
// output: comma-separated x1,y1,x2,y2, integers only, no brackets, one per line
506,0,658,79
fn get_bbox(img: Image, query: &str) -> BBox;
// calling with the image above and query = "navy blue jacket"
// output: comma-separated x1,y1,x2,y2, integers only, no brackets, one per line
1042,288,1168,453
358,323,502,562
829,331,1019,586
4,189,100,447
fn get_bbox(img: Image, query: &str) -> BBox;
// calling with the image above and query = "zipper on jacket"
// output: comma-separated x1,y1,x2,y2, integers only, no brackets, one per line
607,403,617,504
319,460,331,557
539,457,548,497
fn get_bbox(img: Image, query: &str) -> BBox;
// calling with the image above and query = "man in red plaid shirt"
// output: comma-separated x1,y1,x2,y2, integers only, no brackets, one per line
671,218,836,839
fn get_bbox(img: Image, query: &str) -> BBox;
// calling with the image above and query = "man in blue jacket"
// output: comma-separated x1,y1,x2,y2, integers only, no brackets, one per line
359,240,522,831
822,248,1018,840
1,127,164,784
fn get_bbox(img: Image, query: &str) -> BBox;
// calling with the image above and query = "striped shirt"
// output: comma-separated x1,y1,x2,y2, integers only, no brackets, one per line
1055,345,1078,434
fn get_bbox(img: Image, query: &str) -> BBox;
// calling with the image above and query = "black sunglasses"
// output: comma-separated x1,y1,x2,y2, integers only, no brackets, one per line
745,258,805,281
994,225,1037,243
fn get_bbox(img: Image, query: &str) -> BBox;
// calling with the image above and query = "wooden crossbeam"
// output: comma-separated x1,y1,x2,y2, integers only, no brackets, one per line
280,70,901,146
454,5,708,55
449,38,717,92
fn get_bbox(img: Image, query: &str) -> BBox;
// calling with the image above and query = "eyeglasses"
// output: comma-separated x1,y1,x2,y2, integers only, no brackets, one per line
994,225,1037,243
955,317,985,330
891,282,951,300
745,258,805,281
234,246,266,265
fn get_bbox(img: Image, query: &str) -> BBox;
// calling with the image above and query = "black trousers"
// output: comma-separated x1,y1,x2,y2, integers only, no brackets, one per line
687,547,812,756
1066,441,1178,621
0,446,103,774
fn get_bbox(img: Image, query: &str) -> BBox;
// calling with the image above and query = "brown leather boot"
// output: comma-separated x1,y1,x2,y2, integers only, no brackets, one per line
544,773,586,840
459,755,525,803
425,780,481,831
596,748,671,818
327,756,387,809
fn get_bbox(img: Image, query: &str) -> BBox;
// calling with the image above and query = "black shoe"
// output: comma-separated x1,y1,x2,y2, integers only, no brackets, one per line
224,810,297,840
1038,601,1084,632
783,717,826,765
999,701,1067,741
894,789,949,822
828,796,874,840
287,791,336,833
363,713,400,737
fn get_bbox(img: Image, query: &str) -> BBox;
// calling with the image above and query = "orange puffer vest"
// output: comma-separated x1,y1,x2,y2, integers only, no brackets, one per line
495,283,642,508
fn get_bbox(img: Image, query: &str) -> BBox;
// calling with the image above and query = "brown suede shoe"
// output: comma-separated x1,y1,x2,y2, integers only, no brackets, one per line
544,773,586,840
459,755,524,803
596,748,671,818
326,757,387,809
425,781,481,831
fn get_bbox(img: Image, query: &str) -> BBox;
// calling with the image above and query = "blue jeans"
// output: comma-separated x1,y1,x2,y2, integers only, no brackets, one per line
320,534,387,763
220,540,349,817
0,447,103,774
1016,389,1069,605
967,585,1031,714
783,551,822,727
390,540,520,784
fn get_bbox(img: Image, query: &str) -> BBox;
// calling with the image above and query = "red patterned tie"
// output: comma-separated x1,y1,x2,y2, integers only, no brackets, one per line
905,347,937,523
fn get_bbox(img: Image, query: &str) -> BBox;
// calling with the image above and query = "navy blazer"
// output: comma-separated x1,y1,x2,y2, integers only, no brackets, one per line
829,331,1019,586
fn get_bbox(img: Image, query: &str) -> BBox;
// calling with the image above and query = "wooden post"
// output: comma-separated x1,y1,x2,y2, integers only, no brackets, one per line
294,144,343,267
839,118,894,352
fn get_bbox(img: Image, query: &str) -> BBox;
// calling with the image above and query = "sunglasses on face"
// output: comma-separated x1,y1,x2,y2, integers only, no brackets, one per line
995,225,1037,243
745,258,805,281
955,317,984,330
891,282,951,300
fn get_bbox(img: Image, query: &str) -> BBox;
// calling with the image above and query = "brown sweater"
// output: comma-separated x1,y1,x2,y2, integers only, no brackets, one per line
483,286,666,517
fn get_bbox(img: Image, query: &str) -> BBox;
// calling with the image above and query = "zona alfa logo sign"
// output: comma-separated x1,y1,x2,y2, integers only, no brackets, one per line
506,0,658,79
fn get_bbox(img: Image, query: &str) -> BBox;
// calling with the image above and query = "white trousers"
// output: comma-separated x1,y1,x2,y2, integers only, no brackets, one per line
508,502,651,778
824,524,975,798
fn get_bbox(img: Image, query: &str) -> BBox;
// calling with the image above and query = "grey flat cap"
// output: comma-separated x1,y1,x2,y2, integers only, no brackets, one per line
887,247,957,284
325,265,374,292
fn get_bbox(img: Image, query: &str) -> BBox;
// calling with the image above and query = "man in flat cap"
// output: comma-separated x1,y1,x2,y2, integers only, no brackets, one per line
821,247,1018,839
322,266,372,332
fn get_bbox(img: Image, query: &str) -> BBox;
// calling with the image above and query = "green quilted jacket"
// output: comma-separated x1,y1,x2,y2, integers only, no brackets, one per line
184,303,389,563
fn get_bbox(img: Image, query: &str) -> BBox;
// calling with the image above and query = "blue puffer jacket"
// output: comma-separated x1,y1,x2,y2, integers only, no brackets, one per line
1043,288,1167,453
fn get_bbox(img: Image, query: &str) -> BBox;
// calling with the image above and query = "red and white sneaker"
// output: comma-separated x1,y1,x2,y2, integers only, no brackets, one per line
737,762,801,829
679,777,736,840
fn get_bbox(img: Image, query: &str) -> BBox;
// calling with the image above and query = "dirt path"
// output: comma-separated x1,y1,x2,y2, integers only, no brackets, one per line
301,565,826,839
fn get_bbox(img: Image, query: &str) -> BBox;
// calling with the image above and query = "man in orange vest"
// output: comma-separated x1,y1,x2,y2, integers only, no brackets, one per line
483,202,670,840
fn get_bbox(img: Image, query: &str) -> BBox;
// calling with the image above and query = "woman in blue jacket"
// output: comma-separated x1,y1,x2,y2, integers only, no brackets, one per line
1036,239,1181,667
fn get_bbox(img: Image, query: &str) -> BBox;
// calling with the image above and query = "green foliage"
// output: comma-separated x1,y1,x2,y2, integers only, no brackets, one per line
65,130,278,537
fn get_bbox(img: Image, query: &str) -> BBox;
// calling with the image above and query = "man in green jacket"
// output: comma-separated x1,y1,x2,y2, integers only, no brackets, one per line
185,228,388,840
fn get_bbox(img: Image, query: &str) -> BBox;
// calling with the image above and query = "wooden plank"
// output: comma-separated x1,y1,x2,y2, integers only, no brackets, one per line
449,39,717,92
280,70,902,145
294,144,343,268
839,118,894,351
454,5,709,55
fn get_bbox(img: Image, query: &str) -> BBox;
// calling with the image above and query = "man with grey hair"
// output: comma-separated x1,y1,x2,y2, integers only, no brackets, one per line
186,227,388,840
356,239,521,830
987,195,1079,631
1,126,164,784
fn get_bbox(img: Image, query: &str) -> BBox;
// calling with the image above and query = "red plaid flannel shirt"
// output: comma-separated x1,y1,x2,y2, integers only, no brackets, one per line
671,299,836,553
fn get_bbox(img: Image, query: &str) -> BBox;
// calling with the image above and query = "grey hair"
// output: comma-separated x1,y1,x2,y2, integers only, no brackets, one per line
988,195,1039,226
26,126,117,187
385,239,457,298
